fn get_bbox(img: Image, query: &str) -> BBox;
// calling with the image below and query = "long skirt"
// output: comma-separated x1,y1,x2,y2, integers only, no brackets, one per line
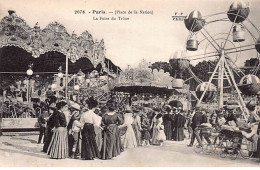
132,124,142,146
164,121,172,140
101,124,121,160
121,125,137,149
94,126,103,152
151,126,160,145
81,123,101,160
173,127,184,141
47,127,68,159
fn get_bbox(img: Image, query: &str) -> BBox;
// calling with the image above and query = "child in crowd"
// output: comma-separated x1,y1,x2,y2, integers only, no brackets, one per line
141,111,151,146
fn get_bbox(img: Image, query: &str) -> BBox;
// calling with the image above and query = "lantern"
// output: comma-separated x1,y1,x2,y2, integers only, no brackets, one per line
74,85,80,91
196,82,217,102
26,69,33,76
238,74,260,95
227,0,250,23
184,10,205,32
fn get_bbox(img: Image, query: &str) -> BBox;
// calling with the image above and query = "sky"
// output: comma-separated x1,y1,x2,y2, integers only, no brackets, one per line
0,0,260,70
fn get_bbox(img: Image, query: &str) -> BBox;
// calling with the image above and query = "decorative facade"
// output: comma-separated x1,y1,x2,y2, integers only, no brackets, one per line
0,10,106,68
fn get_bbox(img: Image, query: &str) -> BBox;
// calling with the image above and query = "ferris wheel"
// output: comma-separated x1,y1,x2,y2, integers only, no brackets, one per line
182,0,260,118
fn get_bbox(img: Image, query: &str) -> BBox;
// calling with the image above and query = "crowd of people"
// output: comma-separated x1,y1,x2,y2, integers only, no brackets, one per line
37,95,191,160
36,94,260,162
185,101,260,161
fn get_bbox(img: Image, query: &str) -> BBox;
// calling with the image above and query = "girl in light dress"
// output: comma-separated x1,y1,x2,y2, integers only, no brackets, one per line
156,114,166,146
151,112,166,146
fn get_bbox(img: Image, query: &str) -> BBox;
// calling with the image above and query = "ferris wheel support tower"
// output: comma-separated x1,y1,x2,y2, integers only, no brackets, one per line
182,1,260,119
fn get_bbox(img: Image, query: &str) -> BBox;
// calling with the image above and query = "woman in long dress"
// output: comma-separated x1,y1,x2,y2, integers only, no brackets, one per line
132,108,142,146
151,109,160,145
163,105,173,140
47,101,68,159
101,100,124,160
121,105,137,149
173,109,186,141
80,97,101,160
43,97,57,153
94,108,103,152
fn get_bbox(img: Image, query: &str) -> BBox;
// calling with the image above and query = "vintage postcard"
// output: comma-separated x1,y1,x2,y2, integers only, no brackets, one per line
0,0,260,167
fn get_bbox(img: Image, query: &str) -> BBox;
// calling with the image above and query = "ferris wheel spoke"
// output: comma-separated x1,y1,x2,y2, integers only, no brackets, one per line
246,17,260,34
205,18,230,25
202,27,222,50
200,31,220,53
225,47,255,55
203,11,229,19
224,43,255,51
222,10,241,49
225,55,245,76
241,22,258,42
185,50,218,59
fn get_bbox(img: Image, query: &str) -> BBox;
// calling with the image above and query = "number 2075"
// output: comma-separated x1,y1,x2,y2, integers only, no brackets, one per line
75,10,85,14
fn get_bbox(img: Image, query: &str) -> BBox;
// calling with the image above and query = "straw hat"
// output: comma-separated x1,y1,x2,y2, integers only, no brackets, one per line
70,102,81,111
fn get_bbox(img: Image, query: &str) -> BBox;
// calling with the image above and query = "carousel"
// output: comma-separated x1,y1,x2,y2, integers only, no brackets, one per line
0,10,119,131
111,59,191,111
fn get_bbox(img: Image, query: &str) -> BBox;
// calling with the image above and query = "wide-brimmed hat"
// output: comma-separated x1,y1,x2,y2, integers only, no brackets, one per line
70,102,81,111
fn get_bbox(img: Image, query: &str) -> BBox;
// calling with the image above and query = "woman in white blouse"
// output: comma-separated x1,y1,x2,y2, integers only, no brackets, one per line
80,97,101,160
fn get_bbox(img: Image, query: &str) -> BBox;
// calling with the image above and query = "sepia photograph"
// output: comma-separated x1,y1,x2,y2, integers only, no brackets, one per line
0,0,260,167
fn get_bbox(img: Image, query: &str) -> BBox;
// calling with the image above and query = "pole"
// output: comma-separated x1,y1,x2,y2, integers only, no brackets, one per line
197,55,222,106
29,78,31,108
65,54,69,101
224,58,249,119
218,51,224,109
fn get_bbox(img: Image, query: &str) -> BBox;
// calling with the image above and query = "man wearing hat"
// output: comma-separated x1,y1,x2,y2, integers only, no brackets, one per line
187,107,203,147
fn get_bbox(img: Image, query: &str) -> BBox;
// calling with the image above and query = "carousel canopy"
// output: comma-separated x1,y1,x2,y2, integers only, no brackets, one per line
0,10,120,74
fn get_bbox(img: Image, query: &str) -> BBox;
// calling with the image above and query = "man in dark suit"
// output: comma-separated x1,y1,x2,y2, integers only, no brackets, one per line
187,107,203,147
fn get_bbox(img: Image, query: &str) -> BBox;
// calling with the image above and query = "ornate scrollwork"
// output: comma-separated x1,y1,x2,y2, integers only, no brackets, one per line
0,11,108,69
116,59,173,88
